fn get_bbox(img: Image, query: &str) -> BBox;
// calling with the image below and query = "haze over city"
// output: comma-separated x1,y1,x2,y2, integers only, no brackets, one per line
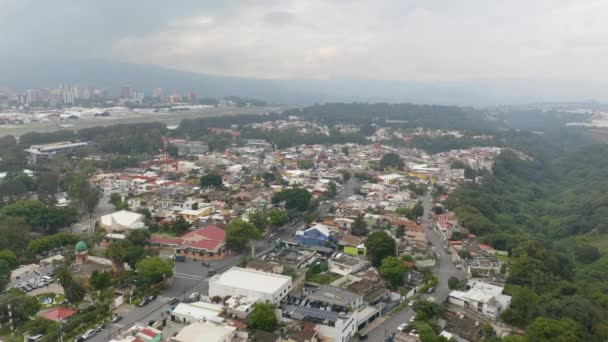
0,2,607,342
2,0,608,104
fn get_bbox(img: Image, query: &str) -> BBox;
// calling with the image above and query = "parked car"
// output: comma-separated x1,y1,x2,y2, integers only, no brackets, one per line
168,297,180,305
398,323,408,332
189,292,200,301
81,329,97,340
207,268,216,276
111,315,122,323
138,298,149,307
201,261,211,267
95,324,105,333
427,286,435,294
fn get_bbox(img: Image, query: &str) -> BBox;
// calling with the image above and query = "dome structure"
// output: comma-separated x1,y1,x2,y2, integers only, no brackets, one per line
75,241,88,253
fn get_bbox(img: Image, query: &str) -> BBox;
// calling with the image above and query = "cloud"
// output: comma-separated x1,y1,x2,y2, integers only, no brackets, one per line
3,0,608,82
263,11,296,27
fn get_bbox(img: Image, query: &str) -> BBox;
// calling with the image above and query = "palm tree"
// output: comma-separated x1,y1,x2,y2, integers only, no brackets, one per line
105,243,126,276
56,263,85,304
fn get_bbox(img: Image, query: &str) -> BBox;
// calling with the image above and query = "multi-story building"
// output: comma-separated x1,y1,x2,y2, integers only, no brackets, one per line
448,280,511,320
121,85,135,99
25,141,88,163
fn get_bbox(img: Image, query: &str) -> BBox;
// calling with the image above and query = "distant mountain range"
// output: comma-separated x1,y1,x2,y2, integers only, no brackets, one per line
1,56,607,106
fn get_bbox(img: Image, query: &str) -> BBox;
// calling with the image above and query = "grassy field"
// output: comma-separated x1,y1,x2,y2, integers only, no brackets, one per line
0,105,294,137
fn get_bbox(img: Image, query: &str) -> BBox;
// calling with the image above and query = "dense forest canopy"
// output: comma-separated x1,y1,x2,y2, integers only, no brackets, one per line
284,102,495,132
444,142,608,341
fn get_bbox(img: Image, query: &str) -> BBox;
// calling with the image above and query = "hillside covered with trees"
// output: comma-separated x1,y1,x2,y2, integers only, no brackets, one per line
445,142,608,341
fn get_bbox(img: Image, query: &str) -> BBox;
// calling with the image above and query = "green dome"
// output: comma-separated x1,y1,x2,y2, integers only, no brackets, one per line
75,241,88,253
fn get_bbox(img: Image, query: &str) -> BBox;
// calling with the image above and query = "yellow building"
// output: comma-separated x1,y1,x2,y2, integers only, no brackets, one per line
179,206,214,222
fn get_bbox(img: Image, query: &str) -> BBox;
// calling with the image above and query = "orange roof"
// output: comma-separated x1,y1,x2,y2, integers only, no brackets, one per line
40,307,76,321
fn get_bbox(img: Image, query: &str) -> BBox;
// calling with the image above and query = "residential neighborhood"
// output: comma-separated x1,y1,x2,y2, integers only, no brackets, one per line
0,115,529,342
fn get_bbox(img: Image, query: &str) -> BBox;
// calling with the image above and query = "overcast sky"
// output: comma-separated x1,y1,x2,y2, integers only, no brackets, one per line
1,0,607,82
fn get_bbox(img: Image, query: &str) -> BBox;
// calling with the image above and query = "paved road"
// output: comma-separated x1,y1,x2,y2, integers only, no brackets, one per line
365,191,465,341
68,193,115,235
90,210,305,342
89,176,358,342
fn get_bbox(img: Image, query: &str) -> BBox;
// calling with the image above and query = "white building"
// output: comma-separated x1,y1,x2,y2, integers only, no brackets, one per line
225,296,257,319
283,305,357,342
108,325,162,342
25,141,88,163
173,321,236,342
328,253,368,276
208,267,292,305
171,301,224,324
448,280,511,320
100,210,146,233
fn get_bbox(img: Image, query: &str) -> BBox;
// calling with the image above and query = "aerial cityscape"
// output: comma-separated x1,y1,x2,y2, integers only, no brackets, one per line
0,1,607,342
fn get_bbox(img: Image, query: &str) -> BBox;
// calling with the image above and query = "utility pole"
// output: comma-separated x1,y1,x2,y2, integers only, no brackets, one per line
58,319,64,342
8,303,14,336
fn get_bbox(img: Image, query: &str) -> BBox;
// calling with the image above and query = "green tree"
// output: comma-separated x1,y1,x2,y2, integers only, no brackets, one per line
0,289,40,323
267,209,288,228
167,144,179,157
298,159,314,169
106,242,127,276
327,181,338,198
365,231,396,267
248,303,277,331
200,173,223,188
413,300,443,321
341,171,351,182
379,152,404,170
448,276,465,290
90,270,113,292
412,201,424,218
37,170,59,202
573,244,600,264
0,217,30,255
56,264,86,304
458,250,472,260
68,173,102,235
226,219,260,251
172,216,191,235
127,229,151,245
341,146,349,156
464,166,476,180
248,210,267,231
109,193,127,210
0,249,18,268
0,260,11,292
272,188,312,212
379,256,408,289
0,200,78,232
351,215,368,236
525,317,586,342
123,243,146,270
136,256,174,286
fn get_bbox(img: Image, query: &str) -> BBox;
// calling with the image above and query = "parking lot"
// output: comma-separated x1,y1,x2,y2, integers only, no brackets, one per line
8,264,56,293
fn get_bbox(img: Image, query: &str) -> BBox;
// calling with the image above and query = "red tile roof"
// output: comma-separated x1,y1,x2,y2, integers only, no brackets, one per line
148,225,226,252
182,225,225,241
40,307,76,321
141,328,159,338
479,243,494,250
